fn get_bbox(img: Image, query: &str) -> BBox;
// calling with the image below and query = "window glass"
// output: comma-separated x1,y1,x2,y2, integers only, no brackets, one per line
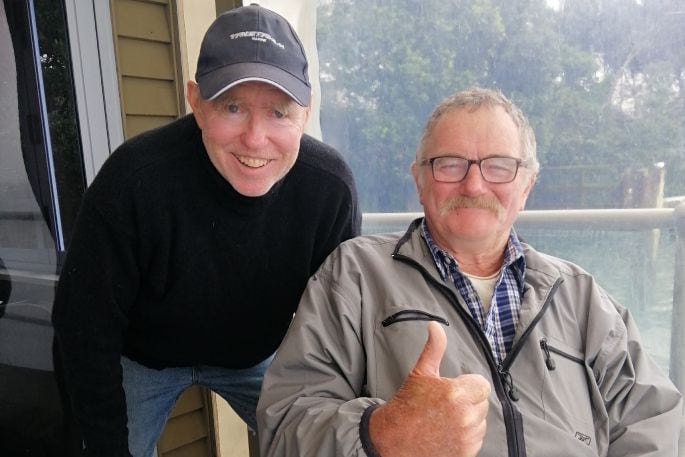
35,0,85,249
1,0,56,274
1,0,83,453
316,0,684,434
317,0,684,213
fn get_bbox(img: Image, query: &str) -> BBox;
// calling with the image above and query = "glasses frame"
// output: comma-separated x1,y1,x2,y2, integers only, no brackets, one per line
419,155,530,183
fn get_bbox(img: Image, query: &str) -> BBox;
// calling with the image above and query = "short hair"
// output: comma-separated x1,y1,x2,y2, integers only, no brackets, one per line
417,87,539,173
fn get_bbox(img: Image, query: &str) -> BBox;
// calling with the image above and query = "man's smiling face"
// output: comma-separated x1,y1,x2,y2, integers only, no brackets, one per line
188,80,310,197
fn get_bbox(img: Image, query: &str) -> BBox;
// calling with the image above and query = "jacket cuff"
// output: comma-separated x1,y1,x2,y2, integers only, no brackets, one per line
360,403,383,457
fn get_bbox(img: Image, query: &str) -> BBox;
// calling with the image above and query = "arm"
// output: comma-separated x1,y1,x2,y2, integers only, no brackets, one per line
257,262,489,457
595,299,683,456
368,322,490,457
53,199,138,457
257,269,374,456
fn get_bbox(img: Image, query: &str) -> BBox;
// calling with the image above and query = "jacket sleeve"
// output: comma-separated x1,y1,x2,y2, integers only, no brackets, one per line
592,293,683,457
257,263,382,457
52,198,138,457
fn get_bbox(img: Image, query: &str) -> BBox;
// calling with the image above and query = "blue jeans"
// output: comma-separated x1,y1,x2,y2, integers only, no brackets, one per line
121,355,271,457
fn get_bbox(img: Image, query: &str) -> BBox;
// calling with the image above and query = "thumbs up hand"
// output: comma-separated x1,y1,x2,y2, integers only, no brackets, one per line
368,321,491,457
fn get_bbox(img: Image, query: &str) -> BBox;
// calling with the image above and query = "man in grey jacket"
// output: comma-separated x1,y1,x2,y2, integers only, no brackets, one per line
257,87,682,457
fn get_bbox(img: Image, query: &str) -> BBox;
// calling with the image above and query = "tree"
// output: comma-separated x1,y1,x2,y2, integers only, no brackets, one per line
317,0,685,210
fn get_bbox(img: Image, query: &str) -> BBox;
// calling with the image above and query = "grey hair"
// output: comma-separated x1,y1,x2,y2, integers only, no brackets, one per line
417,87,539,173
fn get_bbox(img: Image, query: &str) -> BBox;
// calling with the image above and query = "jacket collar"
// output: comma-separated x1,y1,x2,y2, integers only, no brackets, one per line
392,217,563,316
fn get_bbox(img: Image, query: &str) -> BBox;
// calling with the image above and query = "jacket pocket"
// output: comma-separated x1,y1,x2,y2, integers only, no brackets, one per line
538,336,598,454
372,308,451,399
540,337,585,370
381,309,450,327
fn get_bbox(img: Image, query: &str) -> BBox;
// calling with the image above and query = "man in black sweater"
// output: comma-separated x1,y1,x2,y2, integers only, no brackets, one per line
51,5,361,457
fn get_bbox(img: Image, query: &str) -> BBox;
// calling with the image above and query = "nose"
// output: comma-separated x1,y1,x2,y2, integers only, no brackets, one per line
241,113,269,149
459,162,487,195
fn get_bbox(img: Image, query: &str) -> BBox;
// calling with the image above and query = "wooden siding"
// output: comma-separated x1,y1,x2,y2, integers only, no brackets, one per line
111,0,184,139
157,386,216,457
215,0,242,15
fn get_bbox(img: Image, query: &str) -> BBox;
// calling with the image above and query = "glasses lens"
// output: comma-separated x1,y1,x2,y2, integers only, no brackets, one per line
481,157,519,183
432,157,469,182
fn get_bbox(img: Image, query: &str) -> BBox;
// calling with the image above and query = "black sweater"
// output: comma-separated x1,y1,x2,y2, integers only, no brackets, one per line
52,115,360,456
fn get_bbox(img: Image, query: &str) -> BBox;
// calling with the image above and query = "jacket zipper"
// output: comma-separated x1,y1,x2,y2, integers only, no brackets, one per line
539,337,585,370
394,251,564,457
539,338,557,370
495,275,563,452
500,278,564,374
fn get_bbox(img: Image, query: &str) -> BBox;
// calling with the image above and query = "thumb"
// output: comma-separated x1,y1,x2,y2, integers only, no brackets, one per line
413,320,447,377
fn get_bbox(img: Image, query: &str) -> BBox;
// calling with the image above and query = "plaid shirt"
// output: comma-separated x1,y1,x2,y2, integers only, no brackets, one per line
421,220,526,365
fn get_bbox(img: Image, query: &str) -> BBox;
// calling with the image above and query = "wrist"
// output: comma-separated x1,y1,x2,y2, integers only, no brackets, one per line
360,403,384,457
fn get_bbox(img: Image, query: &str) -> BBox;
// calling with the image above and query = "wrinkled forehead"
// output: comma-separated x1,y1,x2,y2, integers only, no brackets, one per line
421,106,521,157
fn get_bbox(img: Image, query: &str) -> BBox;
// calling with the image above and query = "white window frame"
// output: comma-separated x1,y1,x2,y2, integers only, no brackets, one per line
64,0,124,185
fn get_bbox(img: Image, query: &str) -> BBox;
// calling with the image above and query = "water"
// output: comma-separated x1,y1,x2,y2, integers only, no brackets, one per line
519,228,675,374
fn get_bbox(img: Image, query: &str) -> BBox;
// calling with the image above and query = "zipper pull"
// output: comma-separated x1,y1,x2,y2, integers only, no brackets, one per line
539,338,556,371
499,369,520,401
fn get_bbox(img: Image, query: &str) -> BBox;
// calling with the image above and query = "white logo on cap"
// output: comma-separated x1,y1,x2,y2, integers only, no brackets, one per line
230,31,285,49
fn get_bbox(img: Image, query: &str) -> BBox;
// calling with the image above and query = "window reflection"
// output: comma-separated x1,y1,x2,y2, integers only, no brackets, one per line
1,0,84,454
1,0,58,358
34,0,84,248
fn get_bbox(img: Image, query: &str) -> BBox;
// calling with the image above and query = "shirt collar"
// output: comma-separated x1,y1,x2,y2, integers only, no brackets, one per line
420,218,526,289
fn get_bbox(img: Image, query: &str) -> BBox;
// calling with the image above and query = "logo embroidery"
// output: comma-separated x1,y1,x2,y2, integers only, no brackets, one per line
575,431,592,446
230,31,285,49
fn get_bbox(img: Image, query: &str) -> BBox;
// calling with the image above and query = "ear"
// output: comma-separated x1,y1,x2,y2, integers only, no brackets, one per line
186,81,199,110
411,160,426,206
302,105,312,123
519,172,537,211
411,160,420,188
186,81,206,129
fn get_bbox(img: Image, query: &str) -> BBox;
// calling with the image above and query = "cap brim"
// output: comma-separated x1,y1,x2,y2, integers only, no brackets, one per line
197,62,311,106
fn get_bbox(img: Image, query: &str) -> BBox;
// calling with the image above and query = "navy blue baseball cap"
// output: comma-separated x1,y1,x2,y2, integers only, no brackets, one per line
195,4,311,106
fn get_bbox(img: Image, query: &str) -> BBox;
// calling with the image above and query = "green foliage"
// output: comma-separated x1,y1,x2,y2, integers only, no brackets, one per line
35,0,85,242
317,0,685,210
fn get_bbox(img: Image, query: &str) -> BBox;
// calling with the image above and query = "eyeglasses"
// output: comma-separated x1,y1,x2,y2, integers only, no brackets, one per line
419,155,530,183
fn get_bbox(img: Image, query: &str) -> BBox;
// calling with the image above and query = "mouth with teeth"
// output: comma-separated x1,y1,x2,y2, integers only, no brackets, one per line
235,154,270,169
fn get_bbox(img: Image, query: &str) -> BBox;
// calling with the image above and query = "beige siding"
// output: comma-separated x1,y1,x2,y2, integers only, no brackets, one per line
118,38,176,79
157,386,215,456
215,0,242,14
125,115,179,138
121,78,179,115
111,0,183,139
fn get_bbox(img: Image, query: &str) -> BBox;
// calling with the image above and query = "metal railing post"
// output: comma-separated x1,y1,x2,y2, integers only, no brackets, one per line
671,202,685,390
669,203,685,456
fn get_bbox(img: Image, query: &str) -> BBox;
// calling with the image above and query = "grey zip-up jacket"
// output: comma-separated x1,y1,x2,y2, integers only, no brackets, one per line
258,219,682,457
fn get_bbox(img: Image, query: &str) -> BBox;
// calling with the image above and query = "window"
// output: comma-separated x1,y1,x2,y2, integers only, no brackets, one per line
2,0,85,265
317,0,684,213
0,0,115,453
1,0,83,355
